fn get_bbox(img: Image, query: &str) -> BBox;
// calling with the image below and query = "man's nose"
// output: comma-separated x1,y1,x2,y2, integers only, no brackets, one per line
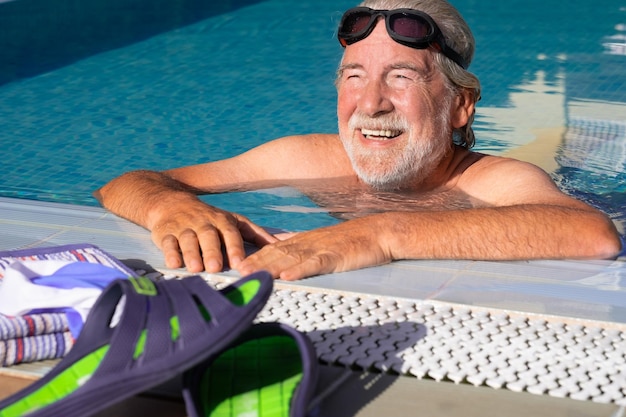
358,80,393,117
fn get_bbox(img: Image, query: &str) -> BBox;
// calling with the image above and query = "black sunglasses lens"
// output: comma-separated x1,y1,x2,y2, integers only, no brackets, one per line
342,12,373,35
389,14,431,39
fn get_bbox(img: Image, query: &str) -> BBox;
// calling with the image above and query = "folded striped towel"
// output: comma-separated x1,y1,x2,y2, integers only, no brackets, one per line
0,244,137,366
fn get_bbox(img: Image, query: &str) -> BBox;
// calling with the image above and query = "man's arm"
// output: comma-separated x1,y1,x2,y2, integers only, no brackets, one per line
236,157,622,280
94,169,277,272
94,134,350,272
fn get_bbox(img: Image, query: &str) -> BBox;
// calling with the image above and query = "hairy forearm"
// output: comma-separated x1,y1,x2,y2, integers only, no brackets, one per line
94,170,201,229
381,205,622,261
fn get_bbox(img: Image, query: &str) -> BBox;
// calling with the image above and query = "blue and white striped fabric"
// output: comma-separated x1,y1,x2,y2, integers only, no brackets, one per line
0,244,136,366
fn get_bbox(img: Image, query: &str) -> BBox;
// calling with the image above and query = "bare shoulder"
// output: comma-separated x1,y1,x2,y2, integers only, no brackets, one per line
457,153,585,207
164,133,352,191
246,133,352,178
462,153,550,180
260,133,345,158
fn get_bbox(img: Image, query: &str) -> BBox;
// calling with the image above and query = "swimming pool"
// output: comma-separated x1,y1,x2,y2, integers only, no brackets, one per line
0,0,625,236
1,2,626,410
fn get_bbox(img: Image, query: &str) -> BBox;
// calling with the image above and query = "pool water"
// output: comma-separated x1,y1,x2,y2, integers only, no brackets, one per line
0,0,625,235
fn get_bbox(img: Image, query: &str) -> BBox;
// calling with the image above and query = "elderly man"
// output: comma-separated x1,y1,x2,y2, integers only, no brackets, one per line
95,0,622,280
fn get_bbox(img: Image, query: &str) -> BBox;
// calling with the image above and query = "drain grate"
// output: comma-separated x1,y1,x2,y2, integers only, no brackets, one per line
247,285,626,405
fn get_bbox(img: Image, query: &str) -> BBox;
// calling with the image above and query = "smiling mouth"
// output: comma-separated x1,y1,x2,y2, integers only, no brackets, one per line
360,128,403,140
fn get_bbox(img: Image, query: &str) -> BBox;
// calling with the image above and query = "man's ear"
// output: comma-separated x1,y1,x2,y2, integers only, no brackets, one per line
451,88,476,129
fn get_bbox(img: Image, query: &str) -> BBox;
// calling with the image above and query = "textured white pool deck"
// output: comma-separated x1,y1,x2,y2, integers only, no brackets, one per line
2,196,626,416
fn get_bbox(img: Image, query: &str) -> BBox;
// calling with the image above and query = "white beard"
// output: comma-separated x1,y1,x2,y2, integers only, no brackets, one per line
341,102,453,191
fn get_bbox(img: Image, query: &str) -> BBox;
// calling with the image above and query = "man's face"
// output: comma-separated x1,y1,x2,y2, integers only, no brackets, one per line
337,19,456,190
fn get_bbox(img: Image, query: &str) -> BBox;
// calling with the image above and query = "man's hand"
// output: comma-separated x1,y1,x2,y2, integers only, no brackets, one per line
236,217,393,280
93,169,280,273
151,199,278,273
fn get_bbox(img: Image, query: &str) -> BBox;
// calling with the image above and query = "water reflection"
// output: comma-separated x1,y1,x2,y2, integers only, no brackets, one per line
603,14,626,57
206,177,487,226
266,180,486,221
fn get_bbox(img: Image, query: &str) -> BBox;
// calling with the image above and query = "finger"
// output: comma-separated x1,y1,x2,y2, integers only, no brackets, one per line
236,242,322,280
235,215,279,247
160,234,184,269
177,229,209,273
235,245,286,278
278,265,311,281
193,224,229,273
219,226,247,269
278,255,336,281
274,232,299,241
239,253,328,281
225,215,279,269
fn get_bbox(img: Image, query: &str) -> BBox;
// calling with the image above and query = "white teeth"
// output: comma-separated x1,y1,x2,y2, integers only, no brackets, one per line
361,128,401,139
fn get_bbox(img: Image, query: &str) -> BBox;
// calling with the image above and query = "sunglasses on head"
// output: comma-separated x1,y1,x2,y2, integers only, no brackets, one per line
337,7,468,70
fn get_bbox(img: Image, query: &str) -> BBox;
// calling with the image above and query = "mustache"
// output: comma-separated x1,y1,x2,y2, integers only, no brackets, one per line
347,112,410,132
